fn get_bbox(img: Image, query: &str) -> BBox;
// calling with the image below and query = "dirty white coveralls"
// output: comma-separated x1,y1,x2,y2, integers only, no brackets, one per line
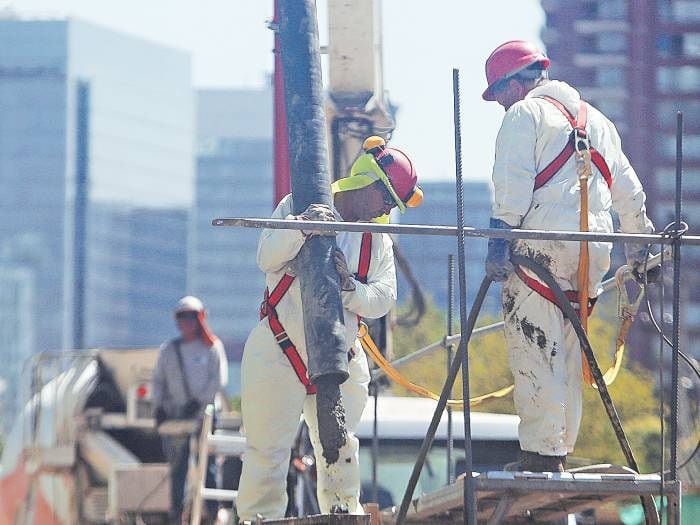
492,80,654,457
237,194,397,520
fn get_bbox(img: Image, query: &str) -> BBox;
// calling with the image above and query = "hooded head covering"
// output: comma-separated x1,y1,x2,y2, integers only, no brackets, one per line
174,295,218,347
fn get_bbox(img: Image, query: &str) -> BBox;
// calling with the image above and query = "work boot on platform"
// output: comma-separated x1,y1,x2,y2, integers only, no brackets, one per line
504,451,566,472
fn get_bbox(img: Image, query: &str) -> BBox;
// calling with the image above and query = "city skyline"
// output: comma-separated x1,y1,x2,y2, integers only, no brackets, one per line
0,0,545,184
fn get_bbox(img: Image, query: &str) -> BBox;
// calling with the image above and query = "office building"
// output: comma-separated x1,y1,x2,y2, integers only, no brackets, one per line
0,18,193,358
190,88,273,357
398,180,500,318
540,0,700,354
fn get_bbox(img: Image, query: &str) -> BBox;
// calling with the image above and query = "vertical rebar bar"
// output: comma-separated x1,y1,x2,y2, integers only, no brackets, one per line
670,112,682,483
447,254,455,485
452,68,477,525
371,381,379,505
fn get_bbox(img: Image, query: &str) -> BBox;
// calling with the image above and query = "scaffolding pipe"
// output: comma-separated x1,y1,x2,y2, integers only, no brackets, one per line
213,217,700,245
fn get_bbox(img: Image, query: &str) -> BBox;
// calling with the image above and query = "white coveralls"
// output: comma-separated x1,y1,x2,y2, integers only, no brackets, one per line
492,80,654,456
237,194,397,520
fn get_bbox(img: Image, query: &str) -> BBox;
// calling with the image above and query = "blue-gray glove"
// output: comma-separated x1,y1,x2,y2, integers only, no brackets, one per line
485,218,514,282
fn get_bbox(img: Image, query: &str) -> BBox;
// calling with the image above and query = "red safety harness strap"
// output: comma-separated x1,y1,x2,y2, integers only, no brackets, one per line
533,96,612,191
259,232,374,394
355,232,372,284
515,266,596,318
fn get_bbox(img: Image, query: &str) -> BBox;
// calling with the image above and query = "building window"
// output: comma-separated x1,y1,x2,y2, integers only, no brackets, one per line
656,134,700,160
655,168,700,193
658,0,700,22
672,1,700,22
595,67,626,88
657,66,700,94
595,99,626,122
602,0,628,20
685,33,700,57
656,100,700,129
599,33,628,53
658,33,700,58
657,34,684,58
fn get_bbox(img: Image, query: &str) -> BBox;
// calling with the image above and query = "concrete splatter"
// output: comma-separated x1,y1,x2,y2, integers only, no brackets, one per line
520,317,547,350
503,292,516,315
316,378,347,465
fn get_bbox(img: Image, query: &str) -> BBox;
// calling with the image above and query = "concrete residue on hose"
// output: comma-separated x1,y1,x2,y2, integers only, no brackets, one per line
316,379,347,465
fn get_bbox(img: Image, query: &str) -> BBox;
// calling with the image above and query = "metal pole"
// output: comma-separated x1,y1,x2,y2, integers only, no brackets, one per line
668,111,683,522
370,381,379,504
446,254,455,485
452,68,477,525
278,0,348,464
213,217,700,246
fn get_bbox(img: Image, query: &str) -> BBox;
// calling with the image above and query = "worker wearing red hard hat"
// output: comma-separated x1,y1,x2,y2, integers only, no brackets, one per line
482,40,656,472
236,137,422,521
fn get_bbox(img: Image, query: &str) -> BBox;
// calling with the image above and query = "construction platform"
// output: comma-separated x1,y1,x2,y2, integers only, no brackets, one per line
379,466,679,524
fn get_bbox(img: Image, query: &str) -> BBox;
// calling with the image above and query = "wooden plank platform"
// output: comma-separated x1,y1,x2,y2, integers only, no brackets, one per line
380,468,680,524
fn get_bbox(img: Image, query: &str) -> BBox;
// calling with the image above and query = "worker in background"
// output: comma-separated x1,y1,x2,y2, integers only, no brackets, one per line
482,40,656,472
236,137,423,521
152,295,227,524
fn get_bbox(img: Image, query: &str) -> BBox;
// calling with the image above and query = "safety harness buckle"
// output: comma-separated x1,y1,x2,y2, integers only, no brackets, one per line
573,127,590,154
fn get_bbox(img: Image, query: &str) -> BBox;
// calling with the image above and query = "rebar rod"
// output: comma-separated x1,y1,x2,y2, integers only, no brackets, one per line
670,111,683,488
451,68,477,525
447,254,455,485
213,217,700,245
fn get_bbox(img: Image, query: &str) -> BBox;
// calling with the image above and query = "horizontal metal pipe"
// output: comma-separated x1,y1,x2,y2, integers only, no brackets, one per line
213,217,700,246
371,248,670,379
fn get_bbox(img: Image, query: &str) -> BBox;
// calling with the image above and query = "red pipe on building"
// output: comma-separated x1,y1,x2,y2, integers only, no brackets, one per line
273,0,291,207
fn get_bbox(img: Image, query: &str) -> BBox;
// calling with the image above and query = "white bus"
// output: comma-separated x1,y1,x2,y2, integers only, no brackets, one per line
356,396,520,508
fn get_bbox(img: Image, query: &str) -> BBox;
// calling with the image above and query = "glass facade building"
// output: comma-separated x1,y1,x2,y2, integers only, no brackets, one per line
398,181,500,318
191,89,273,352
0,19,192,360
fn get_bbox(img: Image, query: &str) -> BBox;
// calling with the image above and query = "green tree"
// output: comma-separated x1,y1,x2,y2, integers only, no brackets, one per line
389,290,661,472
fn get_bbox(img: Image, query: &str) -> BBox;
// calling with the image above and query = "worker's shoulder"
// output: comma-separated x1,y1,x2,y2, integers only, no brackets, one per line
158,337,180,354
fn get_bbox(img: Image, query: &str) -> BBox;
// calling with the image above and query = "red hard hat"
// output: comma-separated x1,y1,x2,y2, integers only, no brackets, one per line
482,40,550,101
363,137,423,211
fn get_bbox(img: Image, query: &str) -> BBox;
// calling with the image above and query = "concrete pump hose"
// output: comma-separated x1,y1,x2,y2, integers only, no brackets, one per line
511,253,660,525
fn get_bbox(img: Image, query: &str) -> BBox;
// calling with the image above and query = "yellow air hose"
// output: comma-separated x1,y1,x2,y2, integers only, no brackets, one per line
358,265,642,401
357,323,514,409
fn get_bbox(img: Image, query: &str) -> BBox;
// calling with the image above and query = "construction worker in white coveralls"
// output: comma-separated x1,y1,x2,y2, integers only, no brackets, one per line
482,41,657,472
236,137,423,521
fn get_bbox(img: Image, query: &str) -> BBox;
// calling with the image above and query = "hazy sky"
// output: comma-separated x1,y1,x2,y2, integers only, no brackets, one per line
2,0,545,182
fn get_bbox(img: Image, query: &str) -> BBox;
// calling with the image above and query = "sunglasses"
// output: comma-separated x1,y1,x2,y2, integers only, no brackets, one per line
175,311,199,321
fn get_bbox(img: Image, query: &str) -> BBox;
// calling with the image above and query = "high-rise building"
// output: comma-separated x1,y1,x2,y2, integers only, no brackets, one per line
540,0,700,355
190,88,273,357
0,18,193,356
398,180,501,318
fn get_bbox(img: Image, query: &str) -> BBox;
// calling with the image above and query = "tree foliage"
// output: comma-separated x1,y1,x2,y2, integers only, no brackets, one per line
389,290,662,472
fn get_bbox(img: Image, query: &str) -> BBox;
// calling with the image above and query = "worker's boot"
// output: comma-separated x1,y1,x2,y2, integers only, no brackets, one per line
505,451,566,472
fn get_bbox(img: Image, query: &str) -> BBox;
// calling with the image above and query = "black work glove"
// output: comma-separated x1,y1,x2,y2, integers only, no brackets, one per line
183,399,201,419
633,265,662,284
625,243,661,284
333,249,356,291
485,218,514,282
154,406,167,427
